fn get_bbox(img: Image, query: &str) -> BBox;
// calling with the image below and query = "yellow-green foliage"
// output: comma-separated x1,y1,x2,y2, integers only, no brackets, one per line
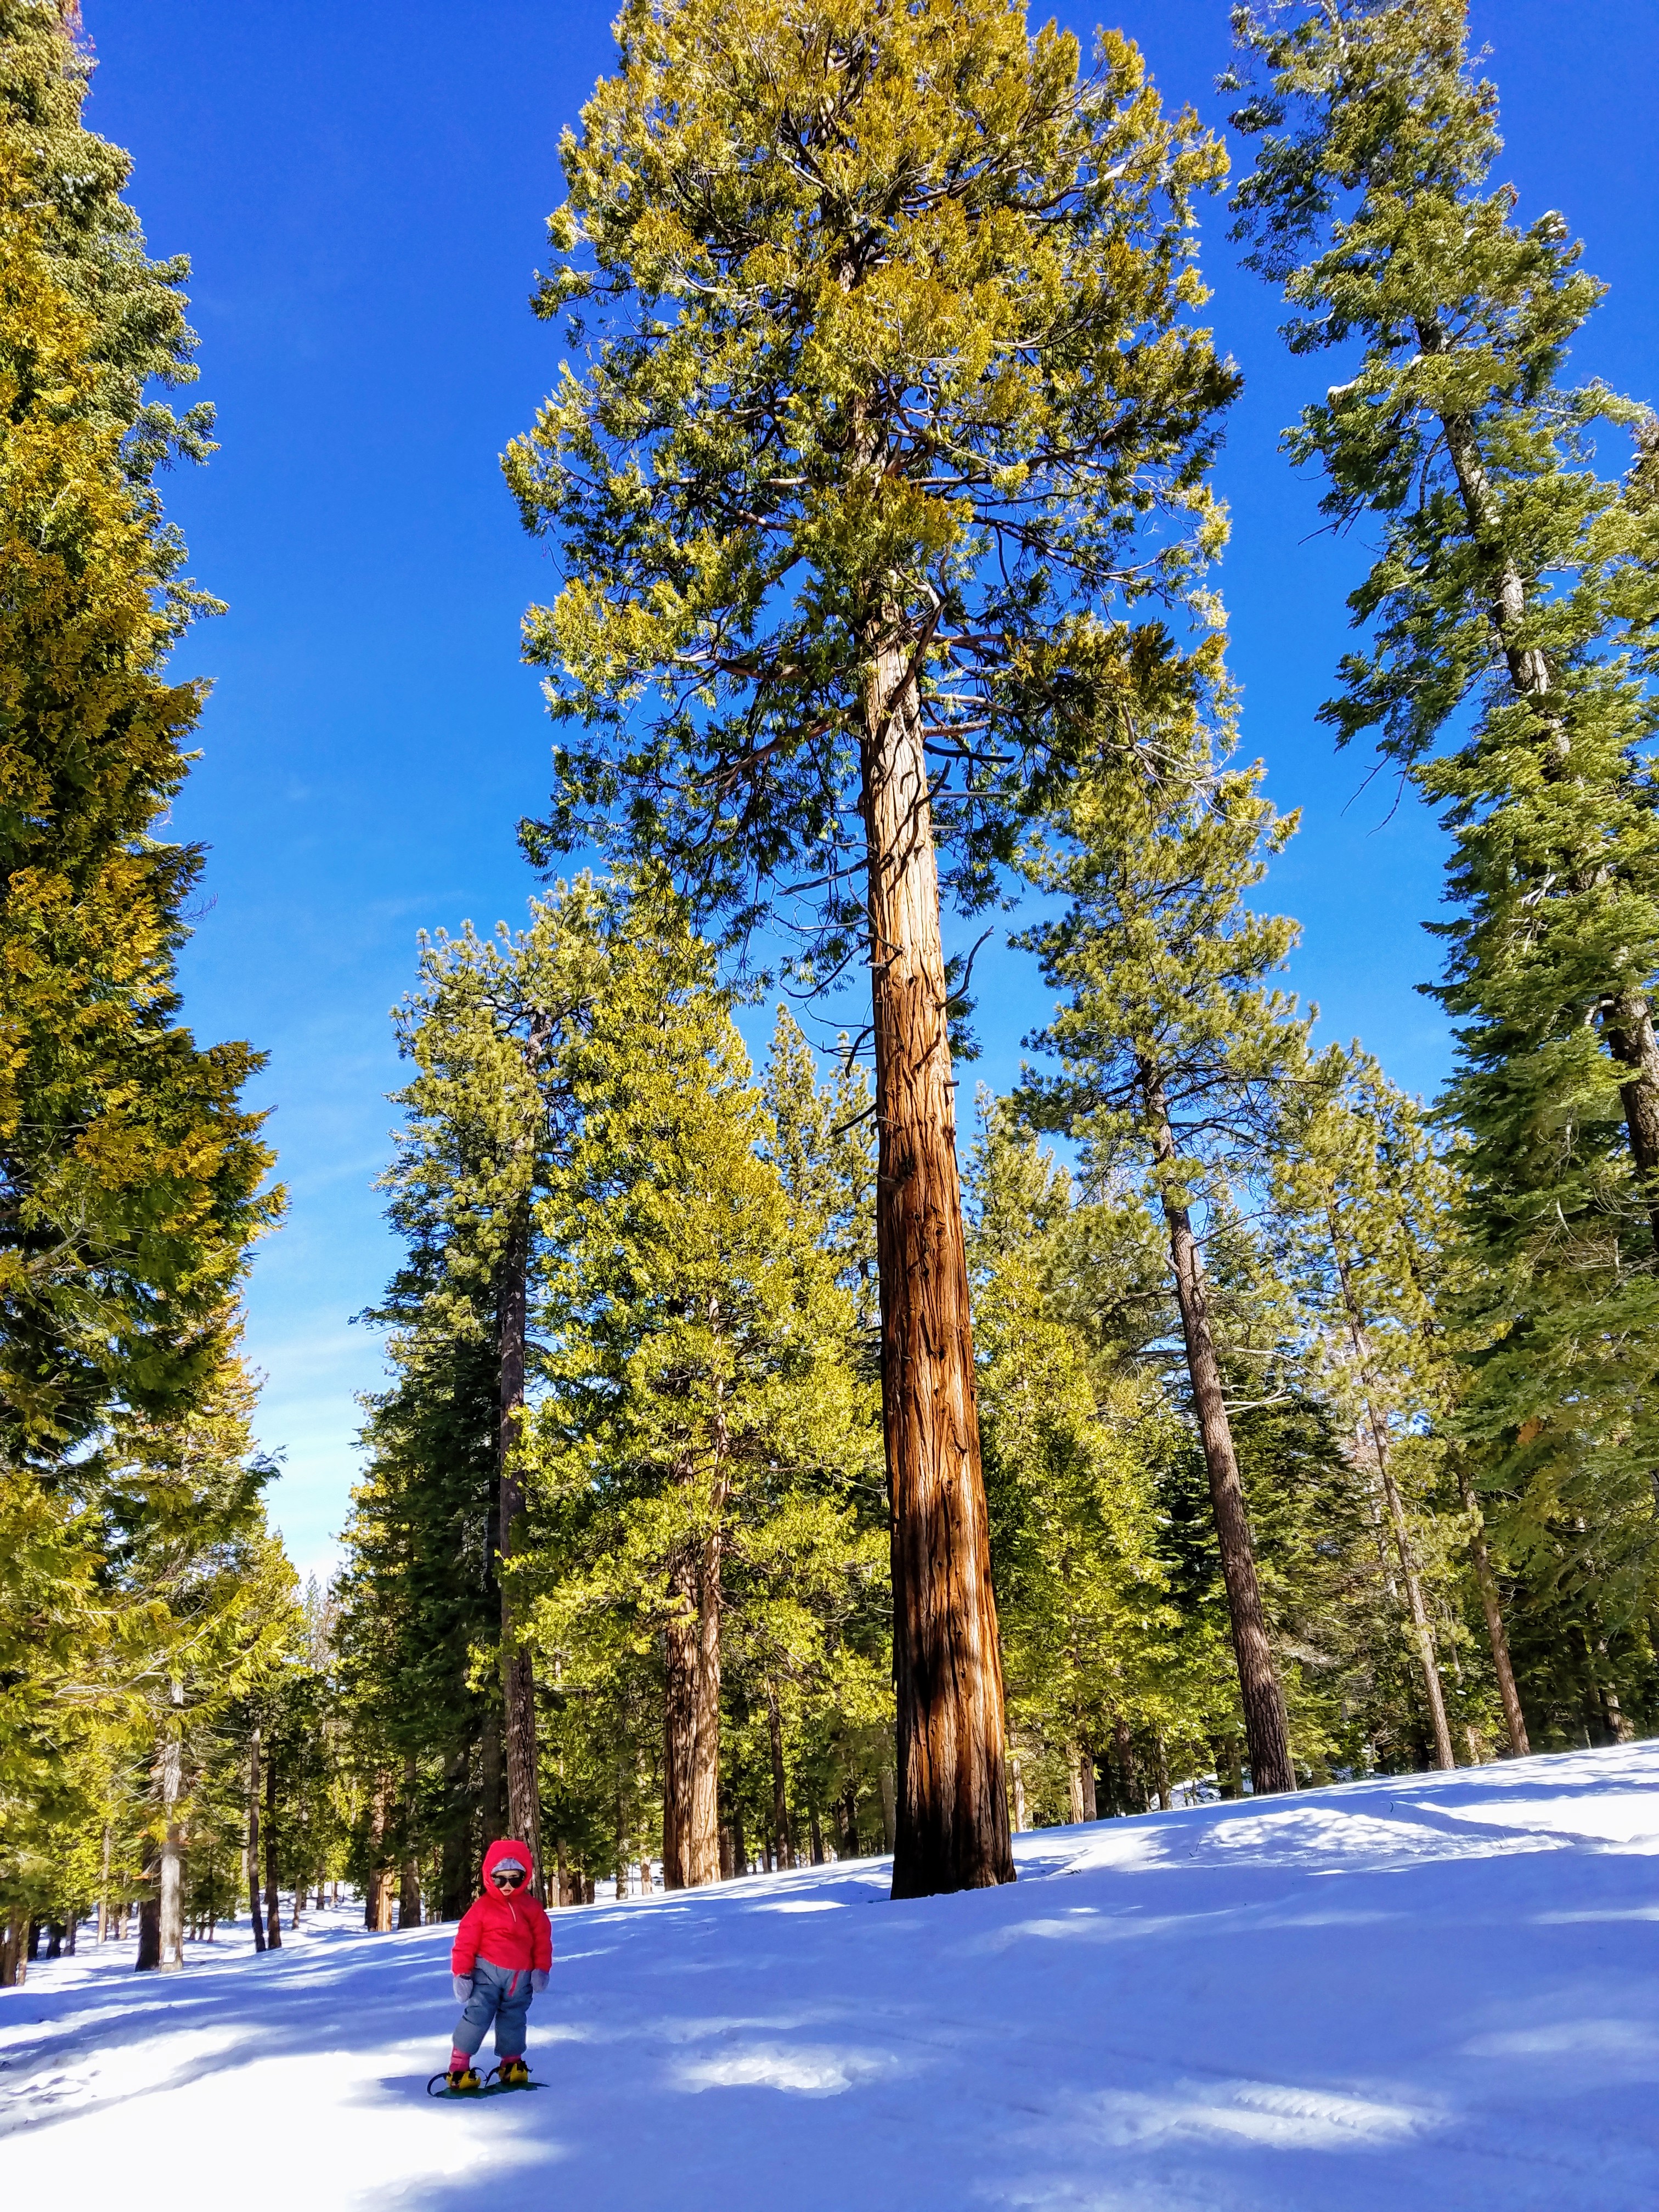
524,887,885,1865
506,0,1234,974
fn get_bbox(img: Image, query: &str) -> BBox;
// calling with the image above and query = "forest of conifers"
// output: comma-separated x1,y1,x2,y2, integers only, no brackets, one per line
5,0,1658,1977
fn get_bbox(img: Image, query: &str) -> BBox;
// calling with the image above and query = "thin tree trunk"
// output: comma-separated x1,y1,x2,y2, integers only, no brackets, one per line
860,608,1013,1898
1065,1742,1085,1826
1111,1712,1136,1812
97,1824,111,1943
765,1682,793,1870
661,1335,726,1895
441,1739,472,1918
808,1807,825,1866
479,1709,505,1852
688,1528,723,1885
0,1907,24,1988
1453,1459,1530,1753
248,1730,267,1953
263,1748,282,1949
1376,1447,1456,1770
732,1803,747,1878
1153,1735,1172,1813
1147,1077,1295,1793
365,1773,394,1931
498,1207,544,1895
157,1684,185,1971
398,1753,422,1928
1601,1662,1636,1745
136,1836,161,1971
1216,1732,1243,1801
1009,1753,1028,1834
1324,1202,1455,1769
1080,1749,1098,1822
662,1548,697,1889
878,1767,896,1852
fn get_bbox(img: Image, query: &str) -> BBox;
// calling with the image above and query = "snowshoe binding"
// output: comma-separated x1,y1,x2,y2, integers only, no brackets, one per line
427,2063,482,2096
492,2058,532,2090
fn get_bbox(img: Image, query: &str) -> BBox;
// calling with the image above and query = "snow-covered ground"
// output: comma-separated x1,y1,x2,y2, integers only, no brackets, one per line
8,1742,1659,2210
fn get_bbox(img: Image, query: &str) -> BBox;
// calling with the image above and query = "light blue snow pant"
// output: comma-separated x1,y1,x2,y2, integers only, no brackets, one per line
452,1958,533,2060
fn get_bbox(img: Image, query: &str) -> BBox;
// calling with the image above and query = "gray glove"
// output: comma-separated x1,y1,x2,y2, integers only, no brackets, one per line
452,1973,474,2003
530,1969,549,1995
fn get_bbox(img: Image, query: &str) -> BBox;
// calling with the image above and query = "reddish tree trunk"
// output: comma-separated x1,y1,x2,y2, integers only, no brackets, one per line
662,1554,694,1889
1148,1079,1295,1795
860,618,1013,1898
1454,1459,1530,1754
661,1316,726,1893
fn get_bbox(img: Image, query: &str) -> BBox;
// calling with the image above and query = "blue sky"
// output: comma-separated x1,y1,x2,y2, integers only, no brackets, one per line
83,3,1658,1587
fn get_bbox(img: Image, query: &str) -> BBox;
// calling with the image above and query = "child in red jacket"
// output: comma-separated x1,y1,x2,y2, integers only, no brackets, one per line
444,1837,554,2092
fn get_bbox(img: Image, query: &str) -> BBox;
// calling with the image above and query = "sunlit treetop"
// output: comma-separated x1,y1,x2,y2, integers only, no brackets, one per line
505,0,1237,985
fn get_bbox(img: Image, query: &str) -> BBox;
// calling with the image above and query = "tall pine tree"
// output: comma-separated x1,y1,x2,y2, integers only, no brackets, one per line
1228,0,1659,1702
1021,637,1306,1793
504,0,1235,1893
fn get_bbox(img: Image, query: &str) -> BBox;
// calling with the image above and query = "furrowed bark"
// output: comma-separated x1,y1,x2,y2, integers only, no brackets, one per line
662,1519,722,1885
1147,1076,1295,1795
860,613,1014,1898
1454,1459,1530,1753
1325,1204,1455,1770
498,1207,544,1896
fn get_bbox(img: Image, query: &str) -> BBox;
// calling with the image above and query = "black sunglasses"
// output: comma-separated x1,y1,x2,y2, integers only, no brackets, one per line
492,1867,526,1888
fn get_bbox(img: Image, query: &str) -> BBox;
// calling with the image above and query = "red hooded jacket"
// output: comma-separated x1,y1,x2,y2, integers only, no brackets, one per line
451,1837,554,1977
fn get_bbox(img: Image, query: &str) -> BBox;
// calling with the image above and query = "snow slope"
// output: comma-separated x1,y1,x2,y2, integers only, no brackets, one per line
8,1742,1659,2211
